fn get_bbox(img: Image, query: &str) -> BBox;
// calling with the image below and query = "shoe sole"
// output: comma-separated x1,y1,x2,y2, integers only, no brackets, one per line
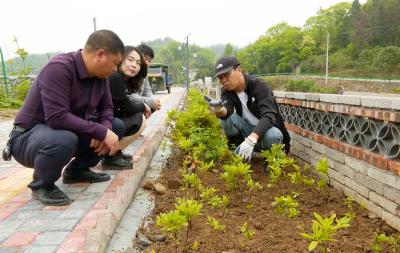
62,176,111,184
31,193,73,206
101,164,133,170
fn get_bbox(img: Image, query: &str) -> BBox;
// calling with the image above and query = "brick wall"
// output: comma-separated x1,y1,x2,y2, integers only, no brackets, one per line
276,91,400,230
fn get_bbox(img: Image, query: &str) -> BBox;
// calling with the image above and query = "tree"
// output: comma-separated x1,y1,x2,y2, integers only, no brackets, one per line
223,43,236,56
373,46,400,80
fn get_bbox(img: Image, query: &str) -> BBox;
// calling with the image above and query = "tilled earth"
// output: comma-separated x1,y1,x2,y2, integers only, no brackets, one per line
137,155,398,253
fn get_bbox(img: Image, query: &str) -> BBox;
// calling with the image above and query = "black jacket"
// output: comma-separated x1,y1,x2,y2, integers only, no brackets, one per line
109,72,145,118
220,74,290,153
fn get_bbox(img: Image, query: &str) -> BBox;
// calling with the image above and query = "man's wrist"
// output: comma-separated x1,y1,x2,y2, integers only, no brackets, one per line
246,136,257,145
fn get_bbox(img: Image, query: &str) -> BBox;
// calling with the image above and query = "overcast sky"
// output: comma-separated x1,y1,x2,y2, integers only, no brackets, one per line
1,0,357,58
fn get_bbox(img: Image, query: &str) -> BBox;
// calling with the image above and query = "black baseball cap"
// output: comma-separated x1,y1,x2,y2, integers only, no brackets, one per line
214,56,240,78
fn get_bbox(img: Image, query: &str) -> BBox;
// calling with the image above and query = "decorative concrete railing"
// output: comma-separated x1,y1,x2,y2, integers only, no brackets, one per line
275,91,400,230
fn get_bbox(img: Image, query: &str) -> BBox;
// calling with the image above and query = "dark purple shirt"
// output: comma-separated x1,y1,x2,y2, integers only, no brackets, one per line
14,50,114,141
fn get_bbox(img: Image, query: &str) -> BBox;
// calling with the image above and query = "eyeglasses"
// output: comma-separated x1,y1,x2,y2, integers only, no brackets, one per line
217,70,232,81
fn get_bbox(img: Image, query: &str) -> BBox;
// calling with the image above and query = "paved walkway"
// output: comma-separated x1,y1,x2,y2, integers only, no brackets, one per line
0,87,186,253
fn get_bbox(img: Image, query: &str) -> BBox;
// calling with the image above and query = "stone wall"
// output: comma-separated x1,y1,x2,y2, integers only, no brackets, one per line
275,91,400,230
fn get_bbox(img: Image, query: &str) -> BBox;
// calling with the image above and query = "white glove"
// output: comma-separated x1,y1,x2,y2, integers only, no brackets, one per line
209,99,226,113
235,136,257,162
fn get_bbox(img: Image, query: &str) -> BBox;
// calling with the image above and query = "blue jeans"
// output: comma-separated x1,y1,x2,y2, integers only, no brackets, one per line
10,118,125,189
220,113,283,151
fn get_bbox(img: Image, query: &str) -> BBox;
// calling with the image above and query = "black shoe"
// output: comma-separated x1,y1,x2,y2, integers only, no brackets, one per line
122,152,133,161
32,185,72,206
101,154,133,170
62,168,111,184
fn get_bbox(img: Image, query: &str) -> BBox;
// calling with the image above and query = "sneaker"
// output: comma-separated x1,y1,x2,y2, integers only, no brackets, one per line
32,185,72,206
63,168,111,184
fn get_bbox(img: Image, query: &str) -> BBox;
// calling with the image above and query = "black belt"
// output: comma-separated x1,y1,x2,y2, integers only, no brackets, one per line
12,125,27,133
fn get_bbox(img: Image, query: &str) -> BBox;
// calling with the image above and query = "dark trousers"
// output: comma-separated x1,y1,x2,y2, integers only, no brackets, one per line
10,119,125,190
120,112,143,136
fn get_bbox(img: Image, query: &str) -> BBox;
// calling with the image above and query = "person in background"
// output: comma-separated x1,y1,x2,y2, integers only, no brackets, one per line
102,46,150,169
8,30,125,206
128,43,162,113
208,56,291,163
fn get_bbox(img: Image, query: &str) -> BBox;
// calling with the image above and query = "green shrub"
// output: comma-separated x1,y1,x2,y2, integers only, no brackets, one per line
285,80,315,92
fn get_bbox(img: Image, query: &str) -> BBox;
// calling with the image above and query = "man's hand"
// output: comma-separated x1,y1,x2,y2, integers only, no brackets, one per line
90,139,109,156
103,129,119,156
208,99,226,113
152,99,161,111
144,104,152,118
235,136,257,163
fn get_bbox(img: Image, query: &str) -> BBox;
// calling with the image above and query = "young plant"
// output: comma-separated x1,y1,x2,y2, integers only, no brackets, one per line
156,210,188,250
287,164,303,184
343,196,356,224
239,221,255,248
181,172,203,199
261,144,294,185
272,194,300,218
200,187,217,202
207,216,225,231
198,160,215,173
175,198,202,244
246,177,262,208
191,240,201,251
220,156,252,200
299,212,351,253
372,233,399,253
316,158,329,190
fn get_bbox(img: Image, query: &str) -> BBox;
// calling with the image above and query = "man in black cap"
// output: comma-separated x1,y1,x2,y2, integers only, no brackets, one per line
209,56,290,162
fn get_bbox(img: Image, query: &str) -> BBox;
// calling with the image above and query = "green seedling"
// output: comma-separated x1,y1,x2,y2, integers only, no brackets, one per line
181,172,203,199
220,156,252,200
198,160,215,173
261,144,294,185
343,196,357,224
272,194,300,218
372,233,399,253
200,187,217,202
287,164,303,184
191,240,201,251
240,222,255,240
175,198,202,245
156,210,188,250
302,177,315,187
207,216,225,231
299,212,351,253
315,158,329,190
246,177,262,208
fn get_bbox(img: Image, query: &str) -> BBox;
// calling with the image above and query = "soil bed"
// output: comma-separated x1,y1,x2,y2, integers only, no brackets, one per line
138,154,397,253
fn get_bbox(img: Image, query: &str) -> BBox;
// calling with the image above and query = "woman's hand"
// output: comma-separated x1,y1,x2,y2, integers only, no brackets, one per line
144,104,152,119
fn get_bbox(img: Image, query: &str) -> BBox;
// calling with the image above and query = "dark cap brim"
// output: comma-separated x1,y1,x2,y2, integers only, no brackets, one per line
213,66,234,79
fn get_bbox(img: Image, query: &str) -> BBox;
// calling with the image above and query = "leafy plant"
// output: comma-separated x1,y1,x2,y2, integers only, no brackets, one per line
156,210,188,250
220,156,252,200
181,172,203,199
207,216,225,231
191,240,201,251
315,158,329,190
261,144,294,185
372,233,399,253
175,198,202,245
240,222,255,240
272,194,300,218
343,196,356,224
299,212,351,253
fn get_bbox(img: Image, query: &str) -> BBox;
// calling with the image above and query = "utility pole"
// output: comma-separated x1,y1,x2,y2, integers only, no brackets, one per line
325,32,329,85
184,33,191,91
93,17,97,32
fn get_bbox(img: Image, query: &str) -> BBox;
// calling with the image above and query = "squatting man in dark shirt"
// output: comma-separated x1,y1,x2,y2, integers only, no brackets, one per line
7,30,128,206
208,56,291,164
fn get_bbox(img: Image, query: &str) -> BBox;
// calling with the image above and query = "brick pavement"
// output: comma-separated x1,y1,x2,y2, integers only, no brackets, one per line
0,87,185,253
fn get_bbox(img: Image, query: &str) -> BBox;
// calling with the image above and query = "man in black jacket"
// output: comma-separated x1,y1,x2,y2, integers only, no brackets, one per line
209,56,290,162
